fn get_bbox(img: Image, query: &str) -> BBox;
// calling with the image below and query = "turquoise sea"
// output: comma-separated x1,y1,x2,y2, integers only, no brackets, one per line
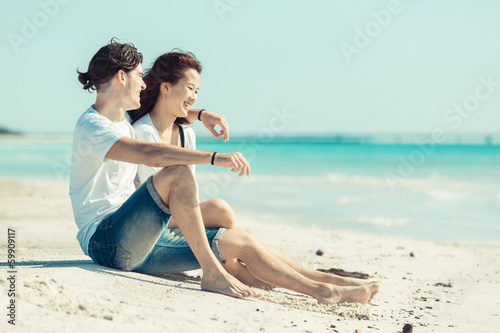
1,136,499,243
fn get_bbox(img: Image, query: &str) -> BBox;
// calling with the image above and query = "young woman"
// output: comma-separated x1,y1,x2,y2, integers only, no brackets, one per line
128,52,237,230
128,52,271,288
126,51,381,302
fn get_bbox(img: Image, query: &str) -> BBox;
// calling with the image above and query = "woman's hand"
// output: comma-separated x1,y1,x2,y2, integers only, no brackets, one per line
199,110,230,142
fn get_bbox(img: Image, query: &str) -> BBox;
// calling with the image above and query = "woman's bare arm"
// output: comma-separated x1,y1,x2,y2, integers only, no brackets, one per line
187,109,230,141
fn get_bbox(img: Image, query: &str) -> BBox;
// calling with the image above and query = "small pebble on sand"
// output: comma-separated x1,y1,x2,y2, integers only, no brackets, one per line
402,323,413,333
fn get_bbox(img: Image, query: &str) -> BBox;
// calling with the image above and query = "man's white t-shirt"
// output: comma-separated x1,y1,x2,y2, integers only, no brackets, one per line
132,113,197,188
69,106,137,256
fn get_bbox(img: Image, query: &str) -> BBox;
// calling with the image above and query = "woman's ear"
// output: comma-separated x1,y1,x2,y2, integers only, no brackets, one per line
161,82,169,95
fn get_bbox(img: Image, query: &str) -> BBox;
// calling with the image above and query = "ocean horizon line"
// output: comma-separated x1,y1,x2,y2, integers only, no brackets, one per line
2,132,500,146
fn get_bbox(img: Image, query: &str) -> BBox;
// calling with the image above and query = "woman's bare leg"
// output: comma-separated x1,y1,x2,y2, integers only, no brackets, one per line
168,197,375,294
265,248,380,302
224,245,377,294
267,248,375,287
168,198,235,229
223,258,275,290
167,198,274,289
218,229,380,304
166,196,373,294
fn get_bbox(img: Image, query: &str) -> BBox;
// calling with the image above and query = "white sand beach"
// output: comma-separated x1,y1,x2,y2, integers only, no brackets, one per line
1,178,499,332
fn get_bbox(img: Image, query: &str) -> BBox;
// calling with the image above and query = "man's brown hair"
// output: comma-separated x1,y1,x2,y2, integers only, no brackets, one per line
77,38,143,92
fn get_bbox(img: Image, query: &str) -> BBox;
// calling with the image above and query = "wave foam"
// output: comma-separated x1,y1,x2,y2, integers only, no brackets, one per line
352,216,411,227
196,171,493,203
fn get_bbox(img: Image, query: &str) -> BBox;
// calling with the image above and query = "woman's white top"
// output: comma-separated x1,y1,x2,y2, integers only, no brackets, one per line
132,113,199,200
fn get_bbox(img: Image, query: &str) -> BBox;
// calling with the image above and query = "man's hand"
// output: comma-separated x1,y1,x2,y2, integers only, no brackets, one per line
200,110,230,142
214,152,250,177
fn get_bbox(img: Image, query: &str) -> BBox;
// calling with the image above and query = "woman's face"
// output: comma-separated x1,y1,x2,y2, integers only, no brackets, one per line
164,68,200,118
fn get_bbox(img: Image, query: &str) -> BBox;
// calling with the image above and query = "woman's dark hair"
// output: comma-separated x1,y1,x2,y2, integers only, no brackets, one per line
128,50,202,125
77,38,143,92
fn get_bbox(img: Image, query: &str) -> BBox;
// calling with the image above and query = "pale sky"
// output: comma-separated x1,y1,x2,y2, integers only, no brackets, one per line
1,0,499,136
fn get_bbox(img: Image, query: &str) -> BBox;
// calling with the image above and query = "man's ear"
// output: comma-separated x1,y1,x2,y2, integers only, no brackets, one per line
116,69,127,87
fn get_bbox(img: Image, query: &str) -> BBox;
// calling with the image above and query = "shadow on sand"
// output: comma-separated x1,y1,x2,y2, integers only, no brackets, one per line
0,260,203,292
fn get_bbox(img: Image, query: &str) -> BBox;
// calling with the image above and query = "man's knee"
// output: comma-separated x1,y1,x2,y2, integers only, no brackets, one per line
151,166,197,205
154,165,196,188
160,165,194,179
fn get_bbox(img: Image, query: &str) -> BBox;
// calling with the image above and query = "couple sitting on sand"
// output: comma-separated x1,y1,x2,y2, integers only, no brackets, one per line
69,39,380,304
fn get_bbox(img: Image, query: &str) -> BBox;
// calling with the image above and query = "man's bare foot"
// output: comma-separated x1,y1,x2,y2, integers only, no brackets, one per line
315,281,380,305
201,270,262,299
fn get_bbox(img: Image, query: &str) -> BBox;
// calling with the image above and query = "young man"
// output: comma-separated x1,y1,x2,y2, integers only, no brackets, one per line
71,39,257,298
71,39,379,304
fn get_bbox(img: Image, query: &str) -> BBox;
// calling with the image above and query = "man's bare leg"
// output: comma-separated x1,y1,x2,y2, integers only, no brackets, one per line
223,258,275,290
218,229,380,304
152,166,260,299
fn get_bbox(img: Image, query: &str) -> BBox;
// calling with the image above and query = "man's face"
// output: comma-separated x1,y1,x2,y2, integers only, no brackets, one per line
124,64,146,109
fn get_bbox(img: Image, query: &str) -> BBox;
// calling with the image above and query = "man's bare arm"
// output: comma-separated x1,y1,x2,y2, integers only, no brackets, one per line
106,137,250,176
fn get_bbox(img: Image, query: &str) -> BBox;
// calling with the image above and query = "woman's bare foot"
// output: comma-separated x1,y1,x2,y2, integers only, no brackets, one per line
200,269,262,299
319,272,382,302
315,281,380,305
318,272,373,287
340,277,382,301
367,281,380,303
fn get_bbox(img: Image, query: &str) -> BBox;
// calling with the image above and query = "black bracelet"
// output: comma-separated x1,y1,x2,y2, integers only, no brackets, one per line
198,109,206,121
211,152,217,165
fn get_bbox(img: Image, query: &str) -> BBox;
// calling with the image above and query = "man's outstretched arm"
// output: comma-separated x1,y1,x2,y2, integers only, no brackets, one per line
106,137,250,176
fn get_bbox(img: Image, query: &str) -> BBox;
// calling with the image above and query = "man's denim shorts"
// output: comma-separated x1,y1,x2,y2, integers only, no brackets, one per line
88,176,227,275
